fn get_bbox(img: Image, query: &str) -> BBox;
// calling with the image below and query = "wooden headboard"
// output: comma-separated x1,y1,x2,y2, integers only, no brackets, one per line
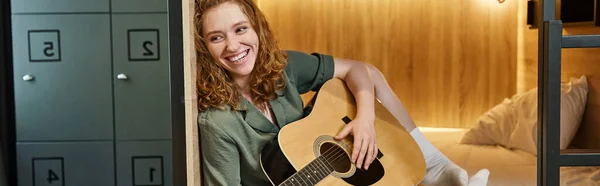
521,23,600,150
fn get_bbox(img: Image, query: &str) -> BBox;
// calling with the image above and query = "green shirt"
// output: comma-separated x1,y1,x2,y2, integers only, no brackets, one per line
198,50,335,186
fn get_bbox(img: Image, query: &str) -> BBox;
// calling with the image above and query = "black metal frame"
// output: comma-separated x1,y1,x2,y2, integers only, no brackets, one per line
0,0,16,185
538,0,600,185
168,0,188,185
597,0,600,26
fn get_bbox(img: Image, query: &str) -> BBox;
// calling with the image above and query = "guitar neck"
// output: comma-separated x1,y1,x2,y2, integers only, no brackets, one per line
279,155,335,186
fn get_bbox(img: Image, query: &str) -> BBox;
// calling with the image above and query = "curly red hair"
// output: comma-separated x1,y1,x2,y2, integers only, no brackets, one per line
195,0,287,112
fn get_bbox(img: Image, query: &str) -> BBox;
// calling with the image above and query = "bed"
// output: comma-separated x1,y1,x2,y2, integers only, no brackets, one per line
414,75,600,186
299,74,600,185
419,127,600,186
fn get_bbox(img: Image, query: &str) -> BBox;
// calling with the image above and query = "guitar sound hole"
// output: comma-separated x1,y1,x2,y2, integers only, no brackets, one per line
319,142,351,173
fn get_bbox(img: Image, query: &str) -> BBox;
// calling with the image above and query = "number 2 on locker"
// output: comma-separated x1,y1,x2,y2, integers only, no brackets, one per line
127,29,160,62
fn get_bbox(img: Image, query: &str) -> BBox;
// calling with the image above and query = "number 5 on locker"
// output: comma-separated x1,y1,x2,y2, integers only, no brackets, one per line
28,30,61,62
127,29,160,61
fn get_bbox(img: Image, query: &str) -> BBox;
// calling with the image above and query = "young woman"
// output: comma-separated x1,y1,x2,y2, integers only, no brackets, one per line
195,0,490,185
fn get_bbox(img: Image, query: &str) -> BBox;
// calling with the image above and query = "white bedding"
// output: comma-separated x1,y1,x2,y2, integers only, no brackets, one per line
419,127,600,186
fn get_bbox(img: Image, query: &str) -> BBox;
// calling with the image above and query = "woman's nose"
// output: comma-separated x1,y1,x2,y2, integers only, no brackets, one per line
225,38,241,51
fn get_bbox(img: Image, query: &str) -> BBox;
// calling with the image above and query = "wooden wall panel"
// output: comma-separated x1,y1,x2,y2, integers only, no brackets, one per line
259,0,518,128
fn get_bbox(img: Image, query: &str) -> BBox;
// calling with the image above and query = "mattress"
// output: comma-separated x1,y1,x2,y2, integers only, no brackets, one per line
418,127,600,186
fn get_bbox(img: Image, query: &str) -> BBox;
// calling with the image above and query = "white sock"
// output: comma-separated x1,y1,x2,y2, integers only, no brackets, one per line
467,169,491,186
410,128,469,186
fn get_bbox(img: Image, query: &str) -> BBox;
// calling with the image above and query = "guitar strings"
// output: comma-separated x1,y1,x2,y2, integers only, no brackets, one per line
323,139,377,172
284,142,345,185
322,140,356,169
317,139,361,173
286,139,370,185
280,141,342,184
282,143,372,186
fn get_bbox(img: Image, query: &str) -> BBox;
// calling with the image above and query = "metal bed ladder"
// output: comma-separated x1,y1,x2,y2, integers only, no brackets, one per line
538,0,600,185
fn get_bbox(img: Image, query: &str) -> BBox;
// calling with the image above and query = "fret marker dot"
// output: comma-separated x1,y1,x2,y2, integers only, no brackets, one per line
308,175,311,178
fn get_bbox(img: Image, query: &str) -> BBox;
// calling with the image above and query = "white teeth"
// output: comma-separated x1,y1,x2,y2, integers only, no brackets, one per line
228,50,248,63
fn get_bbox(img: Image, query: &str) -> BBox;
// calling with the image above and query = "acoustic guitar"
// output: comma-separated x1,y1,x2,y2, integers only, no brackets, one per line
259,78,426,186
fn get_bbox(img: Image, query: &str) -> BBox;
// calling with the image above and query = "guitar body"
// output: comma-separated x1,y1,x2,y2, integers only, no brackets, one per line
260,78,426,186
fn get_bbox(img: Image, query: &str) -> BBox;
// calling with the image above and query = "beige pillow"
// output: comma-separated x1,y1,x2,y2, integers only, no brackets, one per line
460,76,588,155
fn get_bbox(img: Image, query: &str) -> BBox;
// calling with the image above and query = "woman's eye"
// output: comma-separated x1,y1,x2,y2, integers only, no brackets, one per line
210,36,223,42
236,26,248,34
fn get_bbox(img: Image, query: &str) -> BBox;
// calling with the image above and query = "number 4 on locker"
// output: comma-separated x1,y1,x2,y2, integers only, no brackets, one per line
47,170,60,184
32,157,65,186
128,29,160,61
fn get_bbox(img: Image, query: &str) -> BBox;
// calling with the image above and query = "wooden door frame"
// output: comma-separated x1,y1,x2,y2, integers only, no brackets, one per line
182,0,200,185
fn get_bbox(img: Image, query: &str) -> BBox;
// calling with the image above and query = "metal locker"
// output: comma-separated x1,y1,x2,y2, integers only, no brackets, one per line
112,12,175,186
17,142,115,186
115,141,173,186
12,14,114,142
11,2,117,185
4,0,188,185
112,13,171,141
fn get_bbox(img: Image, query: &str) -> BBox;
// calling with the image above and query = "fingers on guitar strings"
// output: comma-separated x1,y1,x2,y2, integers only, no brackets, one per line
351,135,361,165
356,137,370,170
365,140,376,170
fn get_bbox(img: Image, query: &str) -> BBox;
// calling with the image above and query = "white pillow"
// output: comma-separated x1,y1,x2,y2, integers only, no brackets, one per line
460,76,588,155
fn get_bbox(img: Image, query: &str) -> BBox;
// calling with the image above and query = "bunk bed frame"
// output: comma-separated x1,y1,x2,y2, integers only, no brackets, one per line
537,0,600,185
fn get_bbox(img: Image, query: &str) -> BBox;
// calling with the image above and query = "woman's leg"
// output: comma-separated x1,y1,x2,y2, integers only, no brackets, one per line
365,64,489,186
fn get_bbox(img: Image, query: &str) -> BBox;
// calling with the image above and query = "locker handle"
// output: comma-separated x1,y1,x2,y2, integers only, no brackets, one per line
117,73,128,80
23,74,34,81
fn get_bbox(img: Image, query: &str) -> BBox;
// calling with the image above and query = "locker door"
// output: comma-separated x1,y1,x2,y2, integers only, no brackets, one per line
12,14,114,141
11,1,116,186
9,0,187,185
112,13,171,141
111,2,176,186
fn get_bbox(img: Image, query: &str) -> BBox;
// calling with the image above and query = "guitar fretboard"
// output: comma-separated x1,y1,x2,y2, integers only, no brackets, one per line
279,155,335,186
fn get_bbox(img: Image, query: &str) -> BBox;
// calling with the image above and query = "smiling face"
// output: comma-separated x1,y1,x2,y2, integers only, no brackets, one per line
202,1,259,84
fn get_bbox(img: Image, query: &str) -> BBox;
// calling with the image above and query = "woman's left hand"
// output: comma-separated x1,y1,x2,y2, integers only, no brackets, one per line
334,116,378,170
